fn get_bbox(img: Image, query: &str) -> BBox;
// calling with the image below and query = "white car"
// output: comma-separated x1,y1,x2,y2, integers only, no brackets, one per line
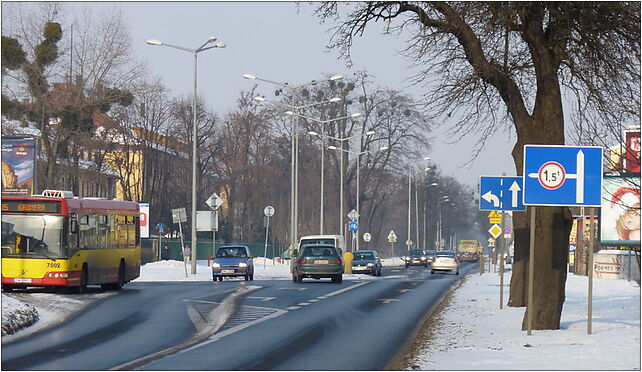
430,250,459,275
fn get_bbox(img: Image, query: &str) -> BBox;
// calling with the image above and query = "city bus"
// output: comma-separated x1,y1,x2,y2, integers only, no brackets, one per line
1,190,141,292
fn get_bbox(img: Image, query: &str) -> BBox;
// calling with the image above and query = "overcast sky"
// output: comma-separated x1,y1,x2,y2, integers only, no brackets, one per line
9,2,518,190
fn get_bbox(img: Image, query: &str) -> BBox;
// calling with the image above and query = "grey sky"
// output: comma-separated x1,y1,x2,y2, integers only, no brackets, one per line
17,2,519,189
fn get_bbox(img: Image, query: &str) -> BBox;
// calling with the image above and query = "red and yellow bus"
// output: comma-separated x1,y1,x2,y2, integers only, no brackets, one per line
1,190,141,292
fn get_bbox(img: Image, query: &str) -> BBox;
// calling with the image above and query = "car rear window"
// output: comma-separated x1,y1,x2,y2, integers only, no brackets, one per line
354,252,374,260
302,247,339,257
436,251,456,257
409,250,424,255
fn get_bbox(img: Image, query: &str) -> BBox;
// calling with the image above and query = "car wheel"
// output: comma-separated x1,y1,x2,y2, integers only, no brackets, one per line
430,270,435,274
250,274,254,281
456,270,460,275
405,264,409,268
424,264,428,268
218,276,223,281
244,274,249,281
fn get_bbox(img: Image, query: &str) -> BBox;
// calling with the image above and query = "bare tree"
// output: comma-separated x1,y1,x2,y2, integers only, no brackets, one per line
314,2,640,330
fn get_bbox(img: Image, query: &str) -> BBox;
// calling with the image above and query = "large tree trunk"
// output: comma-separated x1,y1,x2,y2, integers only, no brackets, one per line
507,73,574,329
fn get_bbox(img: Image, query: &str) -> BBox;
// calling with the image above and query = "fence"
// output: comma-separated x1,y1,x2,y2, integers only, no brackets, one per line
142,239,286,262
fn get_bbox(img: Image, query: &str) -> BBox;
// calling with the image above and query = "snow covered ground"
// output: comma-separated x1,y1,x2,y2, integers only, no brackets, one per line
407,269,641,370
2,258,640,370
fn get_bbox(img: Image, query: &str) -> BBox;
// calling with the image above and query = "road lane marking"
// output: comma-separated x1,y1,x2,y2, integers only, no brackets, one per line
286,306,300,310
277,287,307,291
308,299,320,303
398,289,414,293
323,282,369,297
298,302,311,306
247,296,275,302
378,299,401,304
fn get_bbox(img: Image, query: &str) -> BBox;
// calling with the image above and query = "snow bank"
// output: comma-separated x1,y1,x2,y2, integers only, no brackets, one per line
409,271,641,370
2,295,39,336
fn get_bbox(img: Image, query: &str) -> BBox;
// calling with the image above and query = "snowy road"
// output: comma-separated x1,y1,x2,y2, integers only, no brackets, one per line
2,264,473,370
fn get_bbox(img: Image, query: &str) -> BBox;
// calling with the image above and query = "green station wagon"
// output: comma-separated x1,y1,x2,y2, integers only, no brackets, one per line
292,244,343,283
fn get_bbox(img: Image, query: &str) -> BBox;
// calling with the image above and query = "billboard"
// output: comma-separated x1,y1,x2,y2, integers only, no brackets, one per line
1,137,37,196
139,202,150,238
624,128,640,173
601,176,641,245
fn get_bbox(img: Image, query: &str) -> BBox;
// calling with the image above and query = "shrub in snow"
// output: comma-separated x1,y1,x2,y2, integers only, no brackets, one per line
2,297,39,336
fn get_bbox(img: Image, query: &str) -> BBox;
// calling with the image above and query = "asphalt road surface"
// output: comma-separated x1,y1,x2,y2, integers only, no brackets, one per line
2,263,476,370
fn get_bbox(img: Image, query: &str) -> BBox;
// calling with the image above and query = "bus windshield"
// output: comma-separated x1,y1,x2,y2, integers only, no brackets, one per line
1,215,67,259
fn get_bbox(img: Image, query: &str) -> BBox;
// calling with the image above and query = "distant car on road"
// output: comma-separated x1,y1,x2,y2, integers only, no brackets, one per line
431,250,459,275
292,244,344,283
212,245,254,281
425,250,436,263
403,249,428,268
351,250,382,276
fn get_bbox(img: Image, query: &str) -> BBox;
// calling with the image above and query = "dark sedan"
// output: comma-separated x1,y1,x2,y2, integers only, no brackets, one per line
351,250,382,276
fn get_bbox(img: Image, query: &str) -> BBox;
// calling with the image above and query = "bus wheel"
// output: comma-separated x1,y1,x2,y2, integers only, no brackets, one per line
74,266,88,294
114,260,125,290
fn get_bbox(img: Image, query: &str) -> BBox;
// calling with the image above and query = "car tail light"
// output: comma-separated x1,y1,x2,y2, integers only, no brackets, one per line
299,259,307,264
336,259,342,265
431,257,436,263
454,258,459,263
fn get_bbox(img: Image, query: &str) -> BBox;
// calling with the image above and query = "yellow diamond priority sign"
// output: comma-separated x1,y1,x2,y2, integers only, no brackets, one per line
488,224,502,239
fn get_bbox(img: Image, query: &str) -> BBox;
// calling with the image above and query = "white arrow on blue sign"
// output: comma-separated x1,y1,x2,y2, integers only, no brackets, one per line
523,145,603,207
348,221,359,232
479,176,526,211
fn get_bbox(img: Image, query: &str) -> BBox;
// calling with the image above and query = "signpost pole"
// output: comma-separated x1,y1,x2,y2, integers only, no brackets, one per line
178,221,187,278
264,214,270,270
213,211,217,258
588,207,594,334
527,207,536,335
499,211,505,309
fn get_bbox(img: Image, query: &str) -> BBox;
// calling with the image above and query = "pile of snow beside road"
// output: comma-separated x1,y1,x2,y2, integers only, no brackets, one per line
409,270,640,370
2,295,38,336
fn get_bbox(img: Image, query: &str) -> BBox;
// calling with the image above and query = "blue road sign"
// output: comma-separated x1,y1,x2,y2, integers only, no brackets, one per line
479,176,526,211
523,145,603,206
348,221,359,232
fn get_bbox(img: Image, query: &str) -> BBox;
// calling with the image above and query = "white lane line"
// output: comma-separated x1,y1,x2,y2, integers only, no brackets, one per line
308,299,320,303
298,302,311,306
323,282,370,297
286,306,300,310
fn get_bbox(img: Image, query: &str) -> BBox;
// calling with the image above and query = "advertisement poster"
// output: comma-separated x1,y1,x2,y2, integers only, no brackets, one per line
624,129,640,173
139,202,150,238
601,176,641,244
1,137,37,196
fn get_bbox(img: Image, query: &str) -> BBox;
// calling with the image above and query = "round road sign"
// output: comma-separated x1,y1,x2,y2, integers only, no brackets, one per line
363,233,371,242
264,205,275,217
348,221,359,232
537,161,566,190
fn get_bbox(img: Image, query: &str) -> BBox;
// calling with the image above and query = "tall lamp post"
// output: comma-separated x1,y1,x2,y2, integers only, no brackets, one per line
310,130,375,238
147,37,226,274
289,111,362,233
245,74,344,251
328,144,389,251
424,182,438,249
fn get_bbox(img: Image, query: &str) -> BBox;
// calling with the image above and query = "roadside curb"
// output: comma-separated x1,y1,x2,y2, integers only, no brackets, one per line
386,272,469,370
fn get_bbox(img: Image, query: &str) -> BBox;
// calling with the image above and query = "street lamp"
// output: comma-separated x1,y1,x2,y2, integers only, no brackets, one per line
312,130,375,239
328,144,389,251
147,36,225,275
289,111,361,234
424,182,438,249
246,74,344,251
